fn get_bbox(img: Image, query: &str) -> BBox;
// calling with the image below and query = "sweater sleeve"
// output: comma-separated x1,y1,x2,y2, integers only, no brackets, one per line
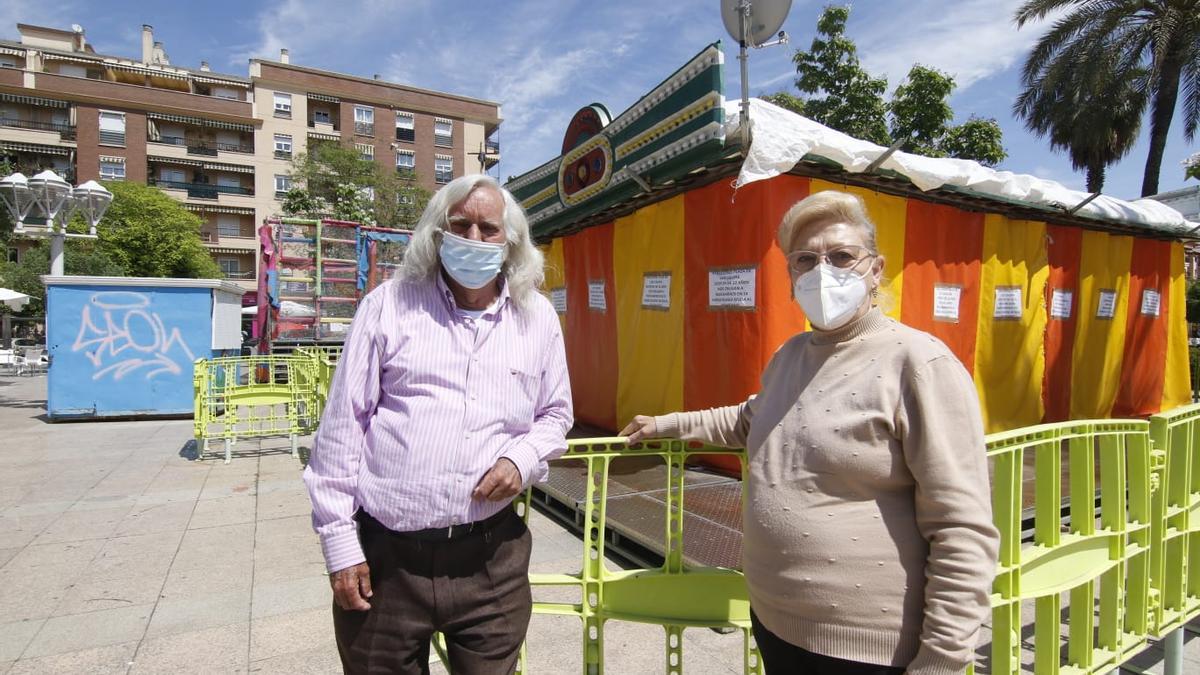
897,355,1000,675
653,399,753,448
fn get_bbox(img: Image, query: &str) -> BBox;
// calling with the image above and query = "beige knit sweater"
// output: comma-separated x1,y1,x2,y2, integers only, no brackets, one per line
655,308,999,674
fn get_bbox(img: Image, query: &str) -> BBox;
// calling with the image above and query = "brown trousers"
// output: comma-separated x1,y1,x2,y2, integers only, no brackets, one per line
333,509,533,674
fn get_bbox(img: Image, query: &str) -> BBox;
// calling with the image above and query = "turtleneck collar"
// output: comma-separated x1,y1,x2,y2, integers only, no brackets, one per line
809,306,890,345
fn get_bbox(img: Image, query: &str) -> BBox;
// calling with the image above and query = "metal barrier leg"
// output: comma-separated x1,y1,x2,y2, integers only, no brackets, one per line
1164,628,1183,675
290,434,298,459
224,438,232,465
201,438,208,461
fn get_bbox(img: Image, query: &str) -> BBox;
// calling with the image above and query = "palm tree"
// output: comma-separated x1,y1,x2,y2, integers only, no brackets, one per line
1015,0,1200,197
1014,52,1147,192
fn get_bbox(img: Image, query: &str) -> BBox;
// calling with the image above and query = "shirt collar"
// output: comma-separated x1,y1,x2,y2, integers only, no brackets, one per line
434,270,510,318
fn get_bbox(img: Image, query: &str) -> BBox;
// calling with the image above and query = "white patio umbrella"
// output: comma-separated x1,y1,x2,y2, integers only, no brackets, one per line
0,288,31,311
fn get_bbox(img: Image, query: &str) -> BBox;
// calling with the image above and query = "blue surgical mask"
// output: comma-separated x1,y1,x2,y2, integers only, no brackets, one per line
439,230,506,289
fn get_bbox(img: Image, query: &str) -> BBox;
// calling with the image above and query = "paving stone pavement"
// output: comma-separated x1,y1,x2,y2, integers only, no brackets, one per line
0,374,754,674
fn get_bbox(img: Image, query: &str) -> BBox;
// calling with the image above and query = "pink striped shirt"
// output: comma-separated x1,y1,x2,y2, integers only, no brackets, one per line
303,274,573,573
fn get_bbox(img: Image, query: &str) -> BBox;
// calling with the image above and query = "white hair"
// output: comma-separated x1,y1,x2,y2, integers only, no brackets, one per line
399,174,545,309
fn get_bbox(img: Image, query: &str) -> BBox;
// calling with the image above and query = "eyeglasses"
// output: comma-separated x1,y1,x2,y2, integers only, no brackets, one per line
785,245,874,274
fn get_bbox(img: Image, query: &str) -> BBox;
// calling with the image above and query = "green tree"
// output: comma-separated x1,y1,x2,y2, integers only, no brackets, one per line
791,5,891,146
941,117,1008,167
95,181,221,278
1015,0,1200,197
1188,278,1200,324
758,91,805,116
1185,152,1200,181
888,65,955,158
0,241,124,316
284,143,431,228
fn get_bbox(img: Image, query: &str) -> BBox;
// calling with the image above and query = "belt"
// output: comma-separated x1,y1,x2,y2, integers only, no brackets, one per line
358,507,512,542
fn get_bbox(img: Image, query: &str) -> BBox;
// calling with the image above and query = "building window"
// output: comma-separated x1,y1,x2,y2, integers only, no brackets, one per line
6,247,17,263
354,106,374,136
212,87,239,100
312,109,331,125
217,215,241,238
58,63,87,78
395,111,415,142
0,55,18,69
98,111,126,146
356,143,374,161
396,150,415,174
159,167,186,185
99,159,125,181
274,174,292,198
435,157,452,184
274,134,292,159
217,257,242,278
273,92,292,117
434,118,452,148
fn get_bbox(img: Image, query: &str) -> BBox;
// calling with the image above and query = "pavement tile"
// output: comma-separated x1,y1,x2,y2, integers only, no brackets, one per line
0,513,58,549
113,501,195,537
171,523,255,570
6,640,137,675
0,546,22,568
0,564,80,621
87,531,183,578
160,562,253,601
249,607,333,661
144,590,251,638
255,489,313,521
3,538,105,572
248,645,342,674
188,493,258,529
21,603,153,659
251,576,331,619
0,618,44,661
54,573,166,616
34,507,129,544
130,621,249,674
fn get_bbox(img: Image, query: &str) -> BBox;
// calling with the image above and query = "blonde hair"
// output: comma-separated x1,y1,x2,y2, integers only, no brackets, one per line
777,190,878,253
400,174,545,309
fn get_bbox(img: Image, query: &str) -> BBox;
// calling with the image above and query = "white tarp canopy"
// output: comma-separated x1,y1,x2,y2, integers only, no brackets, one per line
729,98,1198,237
0,288,31,311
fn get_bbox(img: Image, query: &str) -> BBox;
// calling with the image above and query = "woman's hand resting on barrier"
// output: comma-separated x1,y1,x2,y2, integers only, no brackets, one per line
619,415,658,445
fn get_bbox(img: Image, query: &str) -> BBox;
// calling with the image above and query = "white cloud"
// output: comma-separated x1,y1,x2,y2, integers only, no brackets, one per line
854,0,1053,92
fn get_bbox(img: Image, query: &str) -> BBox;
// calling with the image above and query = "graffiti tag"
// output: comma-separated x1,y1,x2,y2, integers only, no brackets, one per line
72,292,197,381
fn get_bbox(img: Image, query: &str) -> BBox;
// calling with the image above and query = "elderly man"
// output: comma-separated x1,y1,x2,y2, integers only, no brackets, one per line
303,174,573,674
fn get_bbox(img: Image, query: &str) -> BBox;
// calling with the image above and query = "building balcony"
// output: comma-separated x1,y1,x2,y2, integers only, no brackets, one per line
206,234,258,250
0,117,77,144
308,119,339,133
151,135,254,156
151,177,254,200
34,72,253,120
486,139,499,154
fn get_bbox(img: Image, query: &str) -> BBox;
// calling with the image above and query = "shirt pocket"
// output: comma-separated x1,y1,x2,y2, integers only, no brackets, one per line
505,366,541,430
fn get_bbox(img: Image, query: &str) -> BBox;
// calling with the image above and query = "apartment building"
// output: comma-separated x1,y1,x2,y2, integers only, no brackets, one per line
0,23,502,293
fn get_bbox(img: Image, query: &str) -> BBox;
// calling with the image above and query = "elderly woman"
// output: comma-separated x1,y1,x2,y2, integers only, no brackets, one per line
621,190,999,675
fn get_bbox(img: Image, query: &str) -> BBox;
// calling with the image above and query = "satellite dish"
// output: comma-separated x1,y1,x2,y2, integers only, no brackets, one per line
720,0,792,47
71,24,83,34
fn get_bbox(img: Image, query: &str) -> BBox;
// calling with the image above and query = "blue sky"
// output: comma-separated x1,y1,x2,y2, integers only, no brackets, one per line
3,0,1196,201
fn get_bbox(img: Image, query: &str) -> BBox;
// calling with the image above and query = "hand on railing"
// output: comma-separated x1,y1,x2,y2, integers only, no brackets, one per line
619,415,659,445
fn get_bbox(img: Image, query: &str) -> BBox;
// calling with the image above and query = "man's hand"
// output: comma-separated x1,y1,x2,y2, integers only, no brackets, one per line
619,415,658,445
330,562,373,611
473,458,522,502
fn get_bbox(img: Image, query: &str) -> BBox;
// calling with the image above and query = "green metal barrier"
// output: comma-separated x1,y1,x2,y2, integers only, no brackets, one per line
984,420,1153,675
1148,402,1200,673
519,439,760,675
193,354,325,463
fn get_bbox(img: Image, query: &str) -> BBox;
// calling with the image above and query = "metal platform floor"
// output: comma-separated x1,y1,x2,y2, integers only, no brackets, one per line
532,455,745,569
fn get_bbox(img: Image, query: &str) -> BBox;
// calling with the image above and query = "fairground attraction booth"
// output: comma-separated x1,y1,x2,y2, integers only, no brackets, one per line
506,43,1197,476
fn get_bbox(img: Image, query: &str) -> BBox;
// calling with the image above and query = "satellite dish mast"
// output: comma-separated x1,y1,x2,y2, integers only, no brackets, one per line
720,0,792,144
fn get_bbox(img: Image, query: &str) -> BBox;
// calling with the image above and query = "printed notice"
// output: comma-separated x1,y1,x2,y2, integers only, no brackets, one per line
933,284,962,323
327,322,349,334
550,287,567,314
641,272,671,310
1050,289,1073,320
587,280,606,312
1141,288,1161,317
993,286,1022,320
708,266,757,310
1096,289,1117,319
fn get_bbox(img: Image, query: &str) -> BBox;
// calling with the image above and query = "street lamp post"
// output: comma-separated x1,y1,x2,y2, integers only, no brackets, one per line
0,170,113,276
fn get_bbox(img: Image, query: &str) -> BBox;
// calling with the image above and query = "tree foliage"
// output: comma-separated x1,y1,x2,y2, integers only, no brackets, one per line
1014,0,1200,196
1185,152,1200,181
778,6,1007,166
284,143,431,228
792,5,891,146
1188,278,1200,324
94,181,220,279
0,241,124,316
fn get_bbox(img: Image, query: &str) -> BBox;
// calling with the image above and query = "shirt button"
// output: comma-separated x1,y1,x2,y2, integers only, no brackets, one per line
451,516,460,524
